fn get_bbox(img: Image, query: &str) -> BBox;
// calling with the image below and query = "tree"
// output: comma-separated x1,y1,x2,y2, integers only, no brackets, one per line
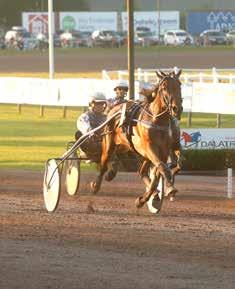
0,0,91,28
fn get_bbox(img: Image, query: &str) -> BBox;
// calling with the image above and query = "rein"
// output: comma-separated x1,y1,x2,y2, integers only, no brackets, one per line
140,104,169,120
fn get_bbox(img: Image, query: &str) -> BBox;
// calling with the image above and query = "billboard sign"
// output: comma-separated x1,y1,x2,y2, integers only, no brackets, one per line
59,12,117,32
181,129,235,150
22,12,56,34
122,11,179,33
187,11,235,35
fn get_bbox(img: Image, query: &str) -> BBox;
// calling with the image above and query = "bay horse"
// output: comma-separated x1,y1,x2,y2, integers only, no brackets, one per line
90,69,183,209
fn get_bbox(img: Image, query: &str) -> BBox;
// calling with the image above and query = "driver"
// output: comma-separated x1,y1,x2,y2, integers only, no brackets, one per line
75,92,107,162
107,79,129,111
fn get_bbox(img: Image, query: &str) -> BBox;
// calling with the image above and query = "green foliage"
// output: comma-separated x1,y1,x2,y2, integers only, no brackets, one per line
182,150,235,170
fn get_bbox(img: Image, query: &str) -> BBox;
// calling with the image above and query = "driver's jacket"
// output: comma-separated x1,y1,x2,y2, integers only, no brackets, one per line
77,110,106,135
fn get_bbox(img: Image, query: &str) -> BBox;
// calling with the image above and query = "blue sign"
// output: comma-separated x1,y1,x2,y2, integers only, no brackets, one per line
187,11,235,35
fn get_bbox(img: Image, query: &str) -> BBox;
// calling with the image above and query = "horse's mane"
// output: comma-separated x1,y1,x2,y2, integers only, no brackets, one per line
140,83,160,103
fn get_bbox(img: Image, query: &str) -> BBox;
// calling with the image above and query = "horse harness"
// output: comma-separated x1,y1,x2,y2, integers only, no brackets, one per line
119,101,171,154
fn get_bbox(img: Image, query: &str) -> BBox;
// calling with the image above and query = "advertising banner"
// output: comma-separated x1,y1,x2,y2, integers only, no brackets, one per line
22,12,56,34
180,128,235,150
122,11,179,33
59,12,117,32
187,11,235,35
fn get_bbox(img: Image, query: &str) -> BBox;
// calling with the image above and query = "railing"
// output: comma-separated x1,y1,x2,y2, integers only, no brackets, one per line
102,67,235,84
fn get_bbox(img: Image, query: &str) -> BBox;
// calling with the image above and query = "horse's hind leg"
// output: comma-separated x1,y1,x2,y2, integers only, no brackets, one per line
138,160,151,187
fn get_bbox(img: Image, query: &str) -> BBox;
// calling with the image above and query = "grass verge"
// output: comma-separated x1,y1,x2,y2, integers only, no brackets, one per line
0,104,235,170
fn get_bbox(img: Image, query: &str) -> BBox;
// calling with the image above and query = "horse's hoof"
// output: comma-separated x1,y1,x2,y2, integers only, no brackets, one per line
135,197,144,208
105,169,117,182
165,186,178,197
90,181,99,194
170,195,176,202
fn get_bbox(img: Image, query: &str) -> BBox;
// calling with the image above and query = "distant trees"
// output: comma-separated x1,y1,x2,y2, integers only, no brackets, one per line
54,0,90,11
0,0,90,28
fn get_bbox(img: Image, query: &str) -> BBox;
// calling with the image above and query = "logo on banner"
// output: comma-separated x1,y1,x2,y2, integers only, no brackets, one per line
207,12,235,31
181,131,201,148
62,16,76,31
181,130,235,149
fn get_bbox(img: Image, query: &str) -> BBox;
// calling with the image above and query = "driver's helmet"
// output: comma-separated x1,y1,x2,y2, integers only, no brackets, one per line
114,80,129,91
89,92,107,106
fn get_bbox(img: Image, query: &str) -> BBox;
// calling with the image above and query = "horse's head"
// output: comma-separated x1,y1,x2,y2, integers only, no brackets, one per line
153,70,183,119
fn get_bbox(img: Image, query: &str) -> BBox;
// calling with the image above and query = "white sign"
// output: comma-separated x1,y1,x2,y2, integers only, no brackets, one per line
121,11,179,33
59,12,117,32
192,83,235,114
181,128,235,150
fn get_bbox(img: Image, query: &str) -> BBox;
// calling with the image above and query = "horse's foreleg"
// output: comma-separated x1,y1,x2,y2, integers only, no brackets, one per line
157,161,177,197
146,149,177,198
135,166,159,208
90,136,115,195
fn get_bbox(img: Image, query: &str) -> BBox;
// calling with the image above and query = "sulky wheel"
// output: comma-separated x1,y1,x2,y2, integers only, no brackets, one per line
147,166,164,214
65,151,80,196
43,159,61,213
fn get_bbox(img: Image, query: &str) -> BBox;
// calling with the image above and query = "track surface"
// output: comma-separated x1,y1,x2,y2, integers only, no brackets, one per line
0,169,235,289
0,49,235,73
0,49,235,288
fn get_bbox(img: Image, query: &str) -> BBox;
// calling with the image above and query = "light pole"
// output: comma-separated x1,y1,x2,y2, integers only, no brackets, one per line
127,0,134,100
157,0,161,40
48,0,54,79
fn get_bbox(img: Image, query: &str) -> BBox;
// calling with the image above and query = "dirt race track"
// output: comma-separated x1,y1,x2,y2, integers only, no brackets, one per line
0,49,235,288
0,169,235,289
0,48,235,73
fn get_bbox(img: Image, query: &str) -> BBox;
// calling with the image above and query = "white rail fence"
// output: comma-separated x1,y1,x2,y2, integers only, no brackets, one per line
102,67,235,84
0,76,235,116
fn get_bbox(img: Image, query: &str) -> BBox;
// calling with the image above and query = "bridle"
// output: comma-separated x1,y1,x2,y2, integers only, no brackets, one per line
141,75,180,121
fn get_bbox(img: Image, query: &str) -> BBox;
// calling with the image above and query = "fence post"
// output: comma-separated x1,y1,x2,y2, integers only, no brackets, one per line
17,104,22,114
226,152,233,199
227,168,233,199
118,70,123,80
216,114,221,128
187,111,192,127
199,72,203,83
144,71,148,82
102,70,110,80
229,74,233,83
212,67,218,83
137,68,142,81
40,105,44,117
62,106,67,118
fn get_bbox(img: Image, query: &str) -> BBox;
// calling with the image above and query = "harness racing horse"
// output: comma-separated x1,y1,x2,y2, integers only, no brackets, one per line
90,69,183,210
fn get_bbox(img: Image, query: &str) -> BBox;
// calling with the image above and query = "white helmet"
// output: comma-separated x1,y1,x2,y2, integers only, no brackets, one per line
114,80,129,91
89,92,106,105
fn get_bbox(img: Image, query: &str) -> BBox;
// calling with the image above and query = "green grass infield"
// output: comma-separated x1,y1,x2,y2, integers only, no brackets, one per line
0,104,234,170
